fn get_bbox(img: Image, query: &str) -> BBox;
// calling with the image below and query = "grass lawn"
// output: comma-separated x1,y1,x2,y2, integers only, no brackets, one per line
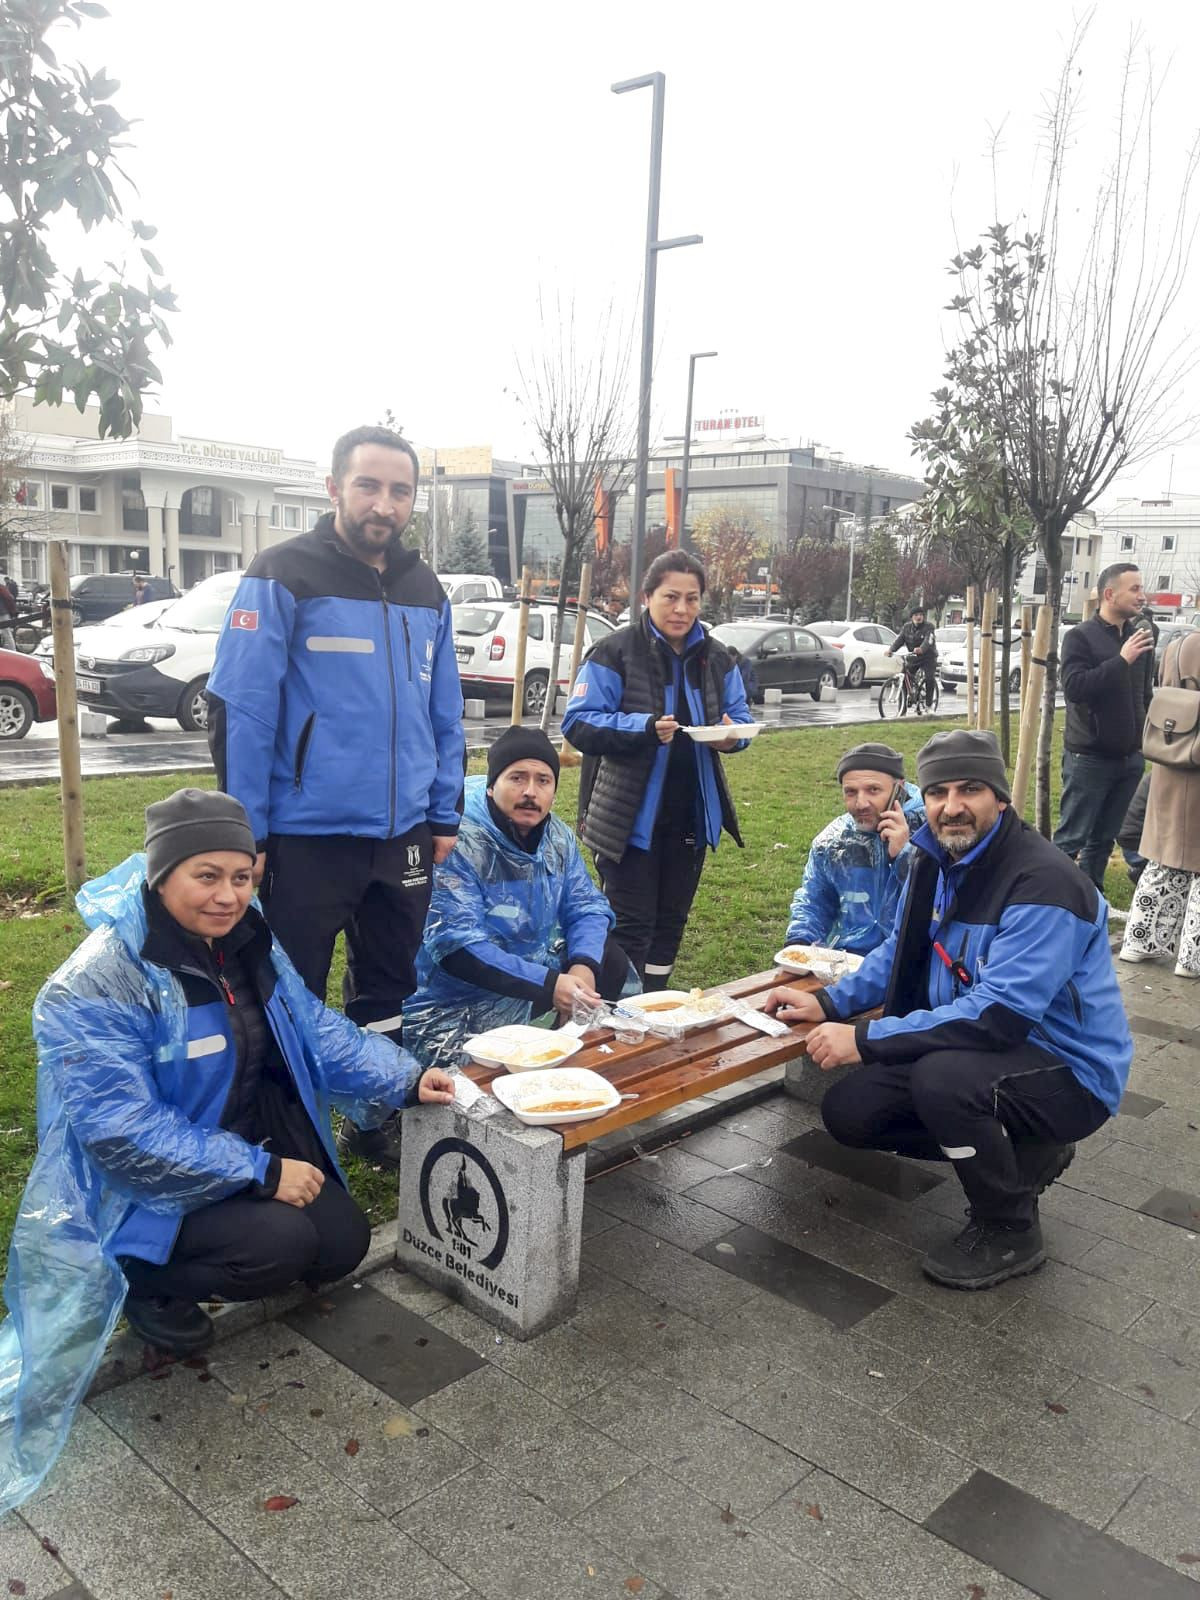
0,715,1132,1270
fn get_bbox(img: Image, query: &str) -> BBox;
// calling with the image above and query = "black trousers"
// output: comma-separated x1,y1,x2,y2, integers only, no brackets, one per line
261,825,433,1038
121,1178,371,1304
595,825,707,987
820,1043,1110,1227
593,936,634,1001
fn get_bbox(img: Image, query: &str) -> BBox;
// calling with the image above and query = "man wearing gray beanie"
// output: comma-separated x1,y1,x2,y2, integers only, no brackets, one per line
784,743,925,955
766,727,1131,1292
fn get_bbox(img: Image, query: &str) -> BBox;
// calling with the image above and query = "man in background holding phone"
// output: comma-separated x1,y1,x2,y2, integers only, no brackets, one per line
785,742,925,955
1055,564,1156,891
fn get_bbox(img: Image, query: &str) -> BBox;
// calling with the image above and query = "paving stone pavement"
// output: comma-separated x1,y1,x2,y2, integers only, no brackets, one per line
1,959,1197,1599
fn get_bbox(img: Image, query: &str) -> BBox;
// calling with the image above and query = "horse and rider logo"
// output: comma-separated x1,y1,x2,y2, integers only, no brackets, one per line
418,1136,509,1271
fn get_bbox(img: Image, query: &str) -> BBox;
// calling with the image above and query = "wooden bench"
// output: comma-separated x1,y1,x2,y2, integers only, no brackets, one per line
395,969,823,1338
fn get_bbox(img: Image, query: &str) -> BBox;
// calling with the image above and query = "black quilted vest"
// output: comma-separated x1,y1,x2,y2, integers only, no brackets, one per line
575,618,744,862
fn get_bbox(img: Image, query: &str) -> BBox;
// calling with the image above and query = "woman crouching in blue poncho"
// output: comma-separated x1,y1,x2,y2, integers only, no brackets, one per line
0,787,453,1513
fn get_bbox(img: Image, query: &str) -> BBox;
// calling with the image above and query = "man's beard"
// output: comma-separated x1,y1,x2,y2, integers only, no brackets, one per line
851,810,881,833
340,512,403,559
936,821,980,857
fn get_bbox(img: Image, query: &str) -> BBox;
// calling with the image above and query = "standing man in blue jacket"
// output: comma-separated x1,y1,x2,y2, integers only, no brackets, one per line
206,425,465,1164
767,729,1131,1292
785,742,925,955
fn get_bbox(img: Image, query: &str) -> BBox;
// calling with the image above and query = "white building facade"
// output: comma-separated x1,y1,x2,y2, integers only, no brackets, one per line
1095,496,1200,615
4,399,329,590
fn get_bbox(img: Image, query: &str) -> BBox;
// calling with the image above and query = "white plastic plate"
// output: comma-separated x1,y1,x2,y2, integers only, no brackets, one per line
618,990,733,1034
774,946,865,979
681,722,762,743
490,1067,621,1125
461,1024,583,1071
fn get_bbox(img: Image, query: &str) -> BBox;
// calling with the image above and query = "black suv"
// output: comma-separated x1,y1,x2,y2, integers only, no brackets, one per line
68,572,179,626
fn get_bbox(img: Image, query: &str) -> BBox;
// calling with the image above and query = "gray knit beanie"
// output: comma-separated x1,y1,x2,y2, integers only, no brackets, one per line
144,788,257,888
836,742,905,784
916,729,1012,803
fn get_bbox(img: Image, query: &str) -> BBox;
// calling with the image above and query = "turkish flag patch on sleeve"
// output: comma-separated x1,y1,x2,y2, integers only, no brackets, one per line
231,609,259,631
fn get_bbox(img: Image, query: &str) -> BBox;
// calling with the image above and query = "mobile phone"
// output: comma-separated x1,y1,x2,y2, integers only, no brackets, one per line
886,781,904,813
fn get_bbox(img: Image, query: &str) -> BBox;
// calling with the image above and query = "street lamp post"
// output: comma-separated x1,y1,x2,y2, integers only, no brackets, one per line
612,71,702,618
822,506,859,621
678,350,717,551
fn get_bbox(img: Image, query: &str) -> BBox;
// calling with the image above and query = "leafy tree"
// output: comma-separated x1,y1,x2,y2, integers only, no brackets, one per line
690,506,763,622
852,525,901,624
1,1,176,438
774,539,850,624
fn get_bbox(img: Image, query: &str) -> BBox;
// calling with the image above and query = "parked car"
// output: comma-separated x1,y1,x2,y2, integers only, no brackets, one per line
73,569,241,731
936,625,1024,694
1154,623,1200,683
34,595,178,658
0,646,56,739
452,600,616,716
67,571,179,626
807,620,898,688
709,621,845,702
438,573,503,607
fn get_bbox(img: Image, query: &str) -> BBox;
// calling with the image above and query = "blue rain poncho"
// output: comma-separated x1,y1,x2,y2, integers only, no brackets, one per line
0,853,420,1515
786,783,926,955
403,776,617,1067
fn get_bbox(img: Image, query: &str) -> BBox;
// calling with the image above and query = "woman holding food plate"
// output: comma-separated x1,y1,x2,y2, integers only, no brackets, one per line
562,549,756,990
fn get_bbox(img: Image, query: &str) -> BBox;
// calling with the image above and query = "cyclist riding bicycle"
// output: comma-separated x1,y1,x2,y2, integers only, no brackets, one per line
887,605,938,710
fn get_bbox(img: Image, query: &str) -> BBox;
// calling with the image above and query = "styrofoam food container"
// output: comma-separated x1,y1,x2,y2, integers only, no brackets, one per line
490,1067,620,1125
462,1024,583,1071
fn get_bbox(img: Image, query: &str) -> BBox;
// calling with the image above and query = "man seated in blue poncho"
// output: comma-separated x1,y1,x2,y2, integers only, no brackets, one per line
403,726,632,1067
785,742,926,955
0,789,455,1515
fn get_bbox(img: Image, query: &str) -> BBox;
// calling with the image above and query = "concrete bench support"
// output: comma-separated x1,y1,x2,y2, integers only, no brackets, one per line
397,1104,584,1341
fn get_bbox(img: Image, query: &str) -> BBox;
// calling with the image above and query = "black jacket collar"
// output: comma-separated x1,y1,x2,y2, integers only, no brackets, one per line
140,883,272,979
486,793,549,855
314,511,421,585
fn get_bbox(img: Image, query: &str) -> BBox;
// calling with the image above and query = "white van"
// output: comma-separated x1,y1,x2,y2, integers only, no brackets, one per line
439,573,502,606
73,569,242,731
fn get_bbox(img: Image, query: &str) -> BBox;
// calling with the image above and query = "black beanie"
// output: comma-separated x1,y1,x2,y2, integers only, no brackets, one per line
916,729,1012,802
486,726,560,788
144,788,257,888
836,742,905,784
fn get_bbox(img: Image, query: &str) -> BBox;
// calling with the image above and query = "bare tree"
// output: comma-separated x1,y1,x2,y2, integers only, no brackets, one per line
516,296,637,729
938,24,1200,829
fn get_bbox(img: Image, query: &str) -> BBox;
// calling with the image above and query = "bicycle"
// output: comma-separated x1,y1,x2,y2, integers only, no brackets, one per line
878,653,940,720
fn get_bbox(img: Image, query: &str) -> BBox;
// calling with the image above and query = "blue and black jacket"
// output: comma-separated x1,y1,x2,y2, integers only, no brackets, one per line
561,615,752,862
206,515,465,845
817,806,1131,1115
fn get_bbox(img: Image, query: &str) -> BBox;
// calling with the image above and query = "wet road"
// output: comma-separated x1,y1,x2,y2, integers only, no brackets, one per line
1,685,982,787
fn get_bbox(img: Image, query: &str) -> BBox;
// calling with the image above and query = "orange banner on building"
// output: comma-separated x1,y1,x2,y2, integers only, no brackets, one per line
594,479,612,554
664,467,681,546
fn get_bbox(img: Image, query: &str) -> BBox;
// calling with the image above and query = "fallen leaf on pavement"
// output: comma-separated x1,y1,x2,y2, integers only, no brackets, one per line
262,1495,299,1512
309,1408,324,1418
719,1504,735,1524
623,1580,645,1594
1178,1553,1200,1565
39,1539,59,1559
344,1438,360,1456
806,1504,824,1521
285,1380,305,1389
383,1416,413,1438
1136,1384,1155,1397
1044,1401,1068,1415
967,1586,987,1598
9,1580,27,1595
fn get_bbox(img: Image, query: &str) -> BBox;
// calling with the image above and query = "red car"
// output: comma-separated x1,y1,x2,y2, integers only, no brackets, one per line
0,646,57,740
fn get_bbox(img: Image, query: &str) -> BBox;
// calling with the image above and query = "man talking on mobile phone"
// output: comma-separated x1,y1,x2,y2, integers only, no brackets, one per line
784,743,925,955
1054,564,1156,892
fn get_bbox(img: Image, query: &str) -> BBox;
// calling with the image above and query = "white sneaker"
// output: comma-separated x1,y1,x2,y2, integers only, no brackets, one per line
1173,964,1199,980
1118,948,1154,963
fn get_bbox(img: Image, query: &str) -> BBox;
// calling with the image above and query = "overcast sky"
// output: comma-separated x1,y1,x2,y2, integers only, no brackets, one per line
68,0,1200,502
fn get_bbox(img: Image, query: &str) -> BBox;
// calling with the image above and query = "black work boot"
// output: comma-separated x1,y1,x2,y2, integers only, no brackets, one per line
1016,1141,1076,1197
336,1111,403,1170
123,1295,215,1355
921,1216,1046,1290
